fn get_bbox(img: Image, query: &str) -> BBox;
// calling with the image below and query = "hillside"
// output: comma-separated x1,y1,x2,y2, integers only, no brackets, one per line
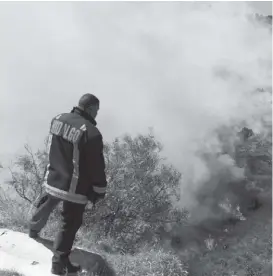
0,123,272,276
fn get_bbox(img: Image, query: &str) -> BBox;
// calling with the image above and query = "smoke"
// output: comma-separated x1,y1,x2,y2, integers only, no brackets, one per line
0,2,271,216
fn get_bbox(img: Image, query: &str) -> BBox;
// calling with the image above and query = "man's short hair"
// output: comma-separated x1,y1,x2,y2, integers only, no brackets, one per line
78,94,100,109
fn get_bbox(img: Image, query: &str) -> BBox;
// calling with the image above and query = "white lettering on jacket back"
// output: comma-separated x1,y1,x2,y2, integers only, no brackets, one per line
50,119,82,144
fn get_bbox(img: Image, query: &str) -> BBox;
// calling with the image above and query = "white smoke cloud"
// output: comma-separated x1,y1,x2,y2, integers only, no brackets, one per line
0,2,271,211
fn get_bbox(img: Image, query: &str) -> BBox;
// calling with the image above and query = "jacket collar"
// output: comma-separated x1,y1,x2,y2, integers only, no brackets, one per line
71,106,97,126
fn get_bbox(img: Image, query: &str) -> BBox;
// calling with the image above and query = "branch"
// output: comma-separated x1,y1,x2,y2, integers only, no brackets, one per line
152,185,167,202
24,144,43,186
8,167,32,204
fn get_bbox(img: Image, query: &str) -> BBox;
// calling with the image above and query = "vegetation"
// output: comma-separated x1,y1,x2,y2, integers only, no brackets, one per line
0,270,24,276
1,118,272,275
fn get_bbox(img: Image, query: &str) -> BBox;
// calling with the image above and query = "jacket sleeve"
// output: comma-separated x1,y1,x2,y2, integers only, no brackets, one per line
84,132,107,197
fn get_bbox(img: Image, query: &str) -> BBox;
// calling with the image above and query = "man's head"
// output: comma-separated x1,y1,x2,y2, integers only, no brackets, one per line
78,93,100,119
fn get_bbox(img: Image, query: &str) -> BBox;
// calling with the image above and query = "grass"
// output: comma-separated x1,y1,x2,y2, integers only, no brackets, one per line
105,248,188,276
0,270,24,276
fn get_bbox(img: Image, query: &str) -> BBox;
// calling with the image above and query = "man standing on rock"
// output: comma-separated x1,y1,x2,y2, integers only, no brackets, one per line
28,93,107,275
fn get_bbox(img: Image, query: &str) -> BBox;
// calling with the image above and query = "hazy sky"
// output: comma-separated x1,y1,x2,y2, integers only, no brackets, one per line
248,1,272,15
0,2,272,197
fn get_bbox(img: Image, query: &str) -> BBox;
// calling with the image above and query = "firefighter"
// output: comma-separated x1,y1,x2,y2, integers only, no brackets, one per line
28,93,107,275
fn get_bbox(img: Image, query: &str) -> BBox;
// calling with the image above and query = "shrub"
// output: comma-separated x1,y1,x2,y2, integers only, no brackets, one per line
83,131,187,253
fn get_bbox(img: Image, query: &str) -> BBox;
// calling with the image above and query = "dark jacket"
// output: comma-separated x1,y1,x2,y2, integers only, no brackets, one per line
43,107,107,204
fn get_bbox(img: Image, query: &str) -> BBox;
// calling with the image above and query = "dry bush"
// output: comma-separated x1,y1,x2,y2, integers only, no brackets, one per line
5,141,48,204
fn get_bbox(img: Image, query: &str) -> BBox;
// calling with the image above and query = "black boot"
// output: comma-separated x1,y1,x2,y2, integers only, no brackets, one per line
29,229,40,239
51,263,66,276
51,259,81,275
66,261,81,274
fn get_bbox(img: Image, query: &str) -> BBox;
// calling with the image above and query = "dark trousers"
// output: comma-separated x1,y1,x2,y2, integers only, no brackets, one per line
29,192,86,264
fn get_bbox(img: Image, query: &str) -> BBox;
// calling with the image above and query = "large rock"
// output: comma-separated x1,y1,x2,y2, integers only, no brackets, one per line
0,229,115,276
